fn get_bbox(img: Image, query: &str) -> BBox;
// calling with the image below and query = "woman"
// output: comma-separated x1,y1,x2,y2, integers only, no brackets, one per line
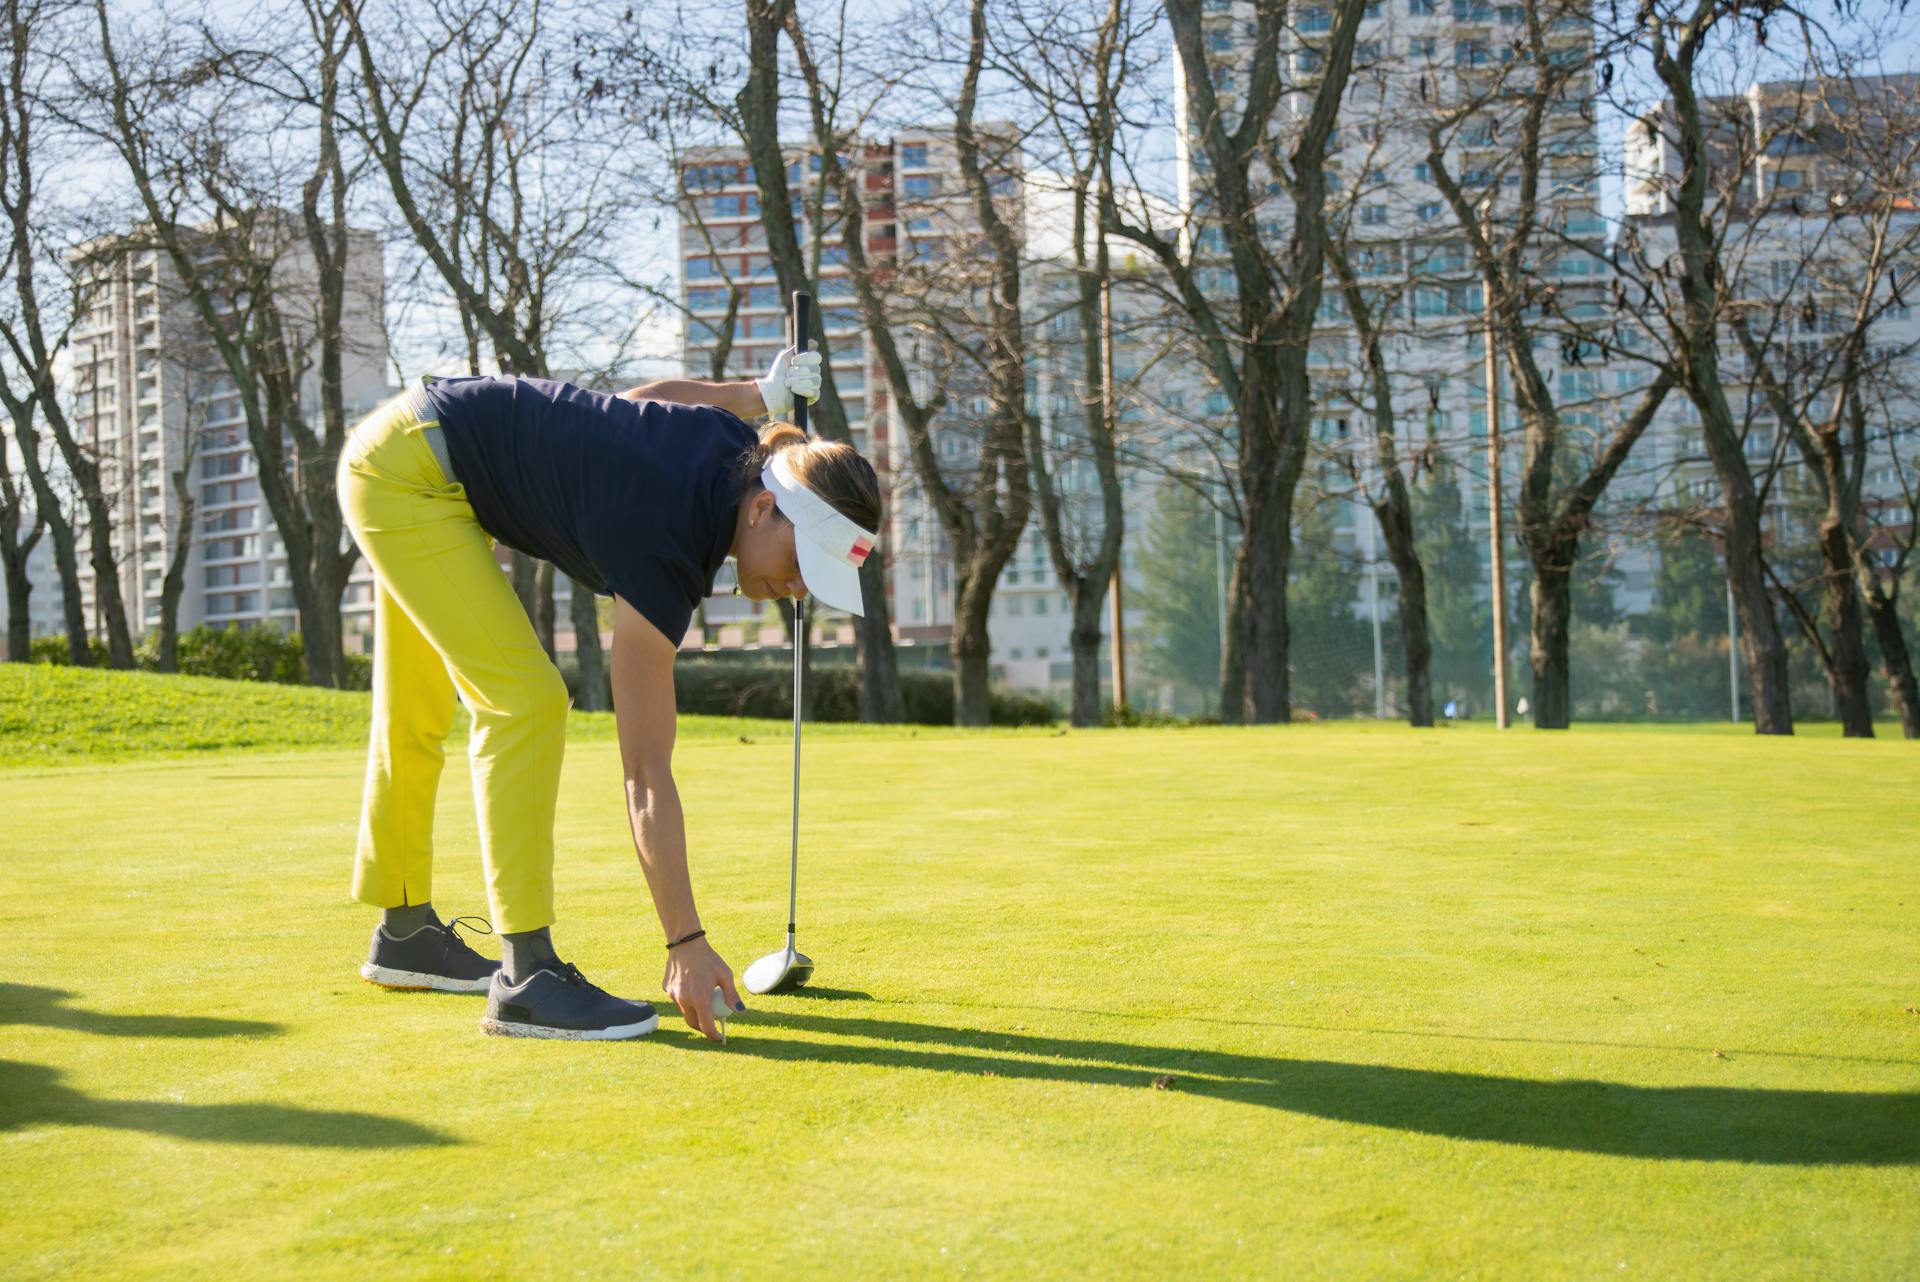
334,350,880,1042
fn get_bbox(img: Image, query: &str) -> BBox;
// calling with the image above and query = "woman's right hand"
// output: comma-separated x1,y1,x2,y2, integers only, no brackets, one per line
757,347,821,418
662,936,744,1041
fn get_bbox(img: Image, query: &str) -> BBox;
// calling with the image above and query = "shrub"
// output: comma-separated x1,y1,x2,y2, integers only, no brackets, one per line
29,626,370,689
670,658,1054,726
28,634,109,665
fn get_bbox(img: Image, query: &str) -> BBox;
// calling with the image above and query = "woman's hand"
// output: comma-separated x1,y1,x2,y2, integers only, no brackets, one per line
757,347,822,419
662,936,745,1041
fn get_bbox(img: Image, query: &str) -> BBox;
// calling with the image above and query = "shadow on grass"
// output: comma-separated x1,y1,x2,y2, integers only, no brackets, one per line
781,987,873,1002
0,1060,456,1148
705,1010,1920,1166
911,997,1920,1068
0,983,282,1038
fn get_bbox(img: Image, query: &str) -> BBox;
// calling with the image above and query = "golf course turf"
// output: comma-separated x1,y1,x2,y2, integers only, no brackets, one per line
2,668,1916,1278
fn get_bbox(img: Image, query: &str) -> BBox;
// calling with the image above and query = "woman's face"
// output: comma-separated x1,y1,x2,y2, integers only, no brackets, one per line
734,489,809,603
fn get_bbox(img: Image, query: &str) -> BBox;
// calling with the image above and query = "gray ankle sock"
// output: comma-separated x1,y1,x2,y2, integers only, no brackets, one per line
501,928,559,984
383,902,439,936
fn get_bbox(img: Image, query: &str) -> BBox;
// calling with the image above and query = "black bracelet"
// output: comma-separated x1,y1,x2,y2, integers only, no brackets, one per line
666,928,707,951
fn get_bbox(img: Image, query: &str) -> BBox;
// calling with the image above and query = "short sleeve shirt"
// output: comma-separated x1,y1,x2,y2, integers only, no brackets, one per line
421,375,752,645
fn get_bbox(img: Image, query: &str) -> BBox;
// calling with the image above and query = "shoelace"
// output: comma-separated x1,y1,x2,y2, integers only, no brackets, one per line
550,961,594,988
440,915,494,958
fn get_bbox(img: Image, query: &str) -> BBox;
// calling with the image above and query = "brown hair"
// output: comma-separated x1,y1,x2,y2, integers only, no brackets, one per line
737,421,883,535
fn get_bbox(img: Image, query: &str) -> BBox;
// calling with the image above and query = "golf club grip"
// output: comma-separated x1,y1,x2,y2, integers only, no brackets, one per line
790,290,812,433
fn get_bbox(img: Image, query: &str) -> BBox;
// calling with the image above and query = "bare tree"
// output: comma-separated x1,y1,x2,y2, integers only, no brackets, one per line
1325,239,1436,725
1104,0,1367,723
738,0,904,721
344,0,657,708
988,0,1143,726
1,0,135,667
78,0,375,685
1630,0,1798,733
781,7,1031,724
1424,0,1675,729
1716,71,1920,737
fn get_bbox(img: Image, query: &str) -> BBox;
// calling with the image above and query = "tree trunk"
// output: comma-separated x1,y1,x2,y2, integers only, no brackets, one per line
1805,431,1873,737
1861,578,1918,739
854,554,904,722
3,564,28,660
1723,503,1793,734
511,549,537,618
535,559,556,658
1652,20,1792,734
569,576,607,711
72,444,134,669
952,574,994,727
1374,490,1433,727
1815,510,1874,738
12,420,90,664
292,572,343,689
156,481,193,673
1528,552,1572,730
1218,546,1249,723
1,510,36,662
1068,588,1104,727
1241,488,1295,722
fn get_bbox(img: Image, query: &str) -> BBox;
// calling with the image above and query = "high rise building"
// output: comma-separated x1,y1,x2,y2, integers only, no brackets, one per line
66,220,390,648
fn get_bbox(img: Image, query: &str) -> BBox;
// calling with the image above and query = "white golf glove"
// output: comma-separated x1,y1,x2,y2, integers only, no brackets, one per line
758,347,822,419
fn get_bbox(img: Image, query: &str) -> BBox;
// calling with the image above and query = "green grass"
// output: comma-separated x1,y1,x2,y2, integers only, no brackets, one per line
1,666,1917,1279
0,662,955,770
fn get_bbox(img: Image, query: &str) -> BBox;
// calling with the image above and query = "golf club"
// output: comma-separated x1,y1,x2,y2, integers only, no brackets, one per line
743,289,816,996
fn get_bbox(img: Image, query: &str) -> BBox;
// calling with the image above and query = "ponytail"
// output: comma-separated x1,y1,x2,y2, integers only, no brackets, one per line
734,421,883,535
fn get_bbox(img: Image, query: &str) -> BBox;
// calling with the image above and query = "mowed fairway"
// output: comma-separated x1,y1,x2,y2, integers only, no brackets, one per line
2,690,1917,1278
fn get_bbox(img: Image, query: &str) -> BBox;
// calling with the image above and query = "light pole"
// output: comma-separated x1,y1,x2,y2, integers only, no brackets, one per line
1727,580,1740,724
1358,425,1386,719
1481,202,1511,730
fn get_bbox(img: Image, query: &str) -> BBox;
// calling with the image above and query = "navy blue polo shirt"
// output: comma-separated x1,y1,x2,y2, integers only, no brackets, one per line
421,375,753,645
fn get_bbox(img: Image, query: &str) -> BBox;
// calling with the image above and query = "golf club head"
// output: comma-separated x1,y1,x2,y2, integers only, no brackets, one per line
742,943,814,995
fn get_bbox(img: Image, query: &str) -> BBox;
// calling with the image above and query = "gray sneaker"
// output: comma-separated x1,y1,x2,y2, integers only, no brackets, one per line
481,962,658,1041
359,916,500,994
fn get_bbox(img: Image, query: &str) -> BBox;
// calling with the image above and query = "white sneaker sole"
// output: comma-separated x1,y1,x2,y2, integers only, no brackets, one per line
479,1012,660,1041
360,963,495,994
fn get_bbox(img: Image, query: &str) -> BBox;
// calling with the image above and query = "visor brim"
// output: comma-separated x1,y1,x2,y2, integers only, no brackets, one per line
794,534,866,616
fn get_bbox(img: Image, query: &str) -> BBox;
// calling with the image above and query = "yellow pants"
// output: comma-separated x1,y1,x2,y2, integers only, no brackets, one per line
335,387,569,934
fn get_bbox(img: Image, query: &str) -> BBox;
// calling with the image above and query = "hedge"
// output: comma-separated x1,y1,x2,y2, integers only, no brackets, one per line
557,655,1055,726
27,627,373,690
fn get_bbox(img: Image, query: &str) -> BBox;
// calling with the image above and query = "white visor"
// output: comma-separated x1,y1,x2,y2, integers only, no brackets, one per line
762,452,876,616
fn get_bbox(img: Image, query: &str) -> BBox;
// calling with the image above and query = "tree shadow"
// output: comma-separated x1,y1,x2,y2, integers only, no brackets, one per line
0,1060,456,1148
911,997,1919,1068
710,1010,1920,1166
0,984,281,1039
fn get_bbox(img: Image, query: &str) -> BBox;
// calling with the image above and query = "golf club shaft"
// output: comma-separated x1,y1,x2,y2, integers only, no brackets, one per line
787,286,810,940
789,596,803,938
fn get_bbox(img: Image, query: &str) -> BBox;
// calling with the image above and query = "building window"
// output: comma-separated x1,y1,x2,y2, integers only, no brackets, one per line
900,143,929,169
1361,204,1388,226
901,175,936,199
